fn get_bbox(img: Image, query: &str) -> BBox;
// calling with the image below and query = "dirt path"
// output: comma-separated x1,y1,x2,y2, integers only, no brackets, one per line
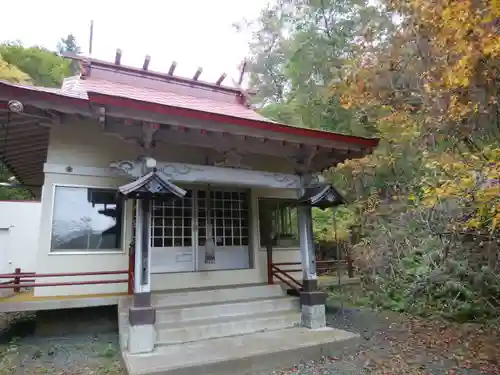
1,309,498,375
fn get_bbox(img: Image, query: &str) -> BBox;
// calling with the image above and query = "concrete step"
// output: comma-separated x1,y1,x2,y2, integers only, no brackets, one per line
118,297,300,349
155,296,299,324
120,284,286,310
123,326,360,375
157,311,300,345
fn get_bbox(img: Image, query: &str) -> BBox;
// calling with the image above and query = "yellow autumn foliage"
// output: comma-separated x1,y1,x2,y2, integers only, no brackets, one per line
0,55,31,84
334,0,500,233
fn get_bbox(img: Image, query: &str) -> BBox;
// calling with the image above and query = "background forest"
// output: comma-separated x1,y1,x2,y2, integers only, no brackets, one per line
240,0,500,321
1,0,499,322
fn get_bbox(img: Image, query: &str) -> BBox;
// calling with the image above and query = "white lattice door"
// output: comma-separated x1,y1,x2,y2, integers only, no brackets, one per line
196,189,250,271
149,189,251,273
150,191,195,273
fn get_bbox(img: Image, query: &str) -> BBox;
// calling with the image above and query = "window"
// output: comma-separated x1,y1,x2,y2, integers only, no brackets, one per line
151,190,193,248
259,199,299,247
51,186,123,252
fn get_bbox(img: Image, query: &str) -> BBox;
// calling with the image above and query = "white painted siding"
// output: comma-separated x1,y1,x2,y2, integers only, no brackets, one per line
0,201,41,273
34,120,302,297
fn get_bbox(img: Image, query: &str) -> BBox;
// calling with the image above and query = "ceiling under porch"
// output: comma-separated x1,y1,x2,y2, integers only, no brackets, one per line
0,103,53,194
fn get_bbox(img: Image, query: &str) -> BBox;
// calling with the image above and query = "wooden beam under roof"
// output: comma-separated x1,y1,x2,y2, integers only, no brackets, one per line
0,134,48,147
193,67,203,81
216,73,227,85
238,60,247,85
168,61,177,75
5,148,47,160
143,55,151,70
115,49,122,65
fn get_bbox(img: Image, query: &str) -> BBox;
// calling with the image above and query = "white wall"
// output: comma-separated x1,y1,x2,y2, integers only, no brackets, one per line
0,201,41,274
258,248,302,287
34,120,303,297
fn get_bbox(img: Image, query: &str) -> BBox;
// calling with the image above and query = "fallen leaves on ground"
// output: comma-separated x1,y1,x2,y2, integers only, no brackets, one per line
360,315,500,375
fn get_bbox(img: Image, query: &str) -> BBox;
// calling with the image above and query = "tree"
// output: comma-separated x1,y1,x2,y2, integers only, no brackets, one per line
336,0,500,233
247,0,500,320
0,55,32,84
0,165,32,200
57,33,81,54
0,41,72,87
329,0,500,319
241,0,394,241
241,0,394,135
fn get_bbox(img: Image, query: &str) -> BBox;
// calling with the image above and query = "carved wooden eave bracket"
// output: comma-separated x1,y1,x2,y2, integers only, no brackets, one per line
108,159,307,190
118,169,187,200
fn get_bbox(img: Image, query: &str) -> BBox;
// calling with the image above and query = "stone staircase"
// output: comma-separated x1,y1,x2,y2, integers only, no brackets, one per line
119,284,359,375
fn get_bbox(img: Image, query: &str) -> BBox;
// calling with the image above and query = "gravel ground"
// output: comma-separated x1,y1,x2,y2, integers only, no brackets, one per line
0,312,124,375
1,333,123,375
0,307,498,375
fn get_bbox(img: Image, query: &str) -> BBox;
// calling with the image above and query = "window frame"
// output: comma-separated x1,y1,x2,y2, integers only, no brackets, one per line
150,190,194,248
49,184,127,255
258,198,300,249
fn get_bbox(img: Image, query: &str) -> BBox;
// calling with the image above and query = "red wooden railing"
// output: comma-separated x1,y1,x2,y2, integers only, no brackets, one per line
268,259,354,291
271,262,303,291
0,268,129,292
128,251,135,295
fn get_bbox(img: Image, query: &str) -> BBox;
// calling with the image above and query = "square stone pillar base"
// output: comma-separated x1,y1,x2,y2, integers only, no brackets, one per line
128,323,156,354
301,304,326,329
300,282,327,329
128,306,156,354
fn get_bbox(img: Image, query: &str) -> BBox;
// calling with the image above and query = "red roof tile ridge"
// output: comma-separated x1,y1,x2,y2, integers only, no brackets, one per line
64,53,244,95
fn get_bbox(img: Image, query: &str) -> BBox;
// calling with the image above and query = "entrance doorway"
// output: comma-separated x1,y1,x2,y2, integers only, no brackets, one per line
149,188,250,273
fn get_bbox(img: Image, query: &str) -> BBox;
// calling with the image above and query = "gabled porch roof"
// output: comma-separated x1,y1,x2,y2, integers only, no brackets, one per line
0,53,379,193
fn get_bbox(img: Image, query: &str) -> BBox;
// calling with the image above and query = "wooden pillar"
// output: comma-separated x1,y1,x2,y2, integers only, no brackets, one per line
298,205,317,281
13,268,21,293
261,203,274,285
266,242,274,285
128,199,155,354
133,200,144,293
298,204,326,329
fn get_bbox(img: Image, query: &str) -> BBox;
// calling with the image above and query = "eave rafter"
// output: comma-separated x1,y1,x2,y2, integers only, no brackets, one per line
101,117,322,158
0,100,57,194
99,116,364,172
0,103,62,125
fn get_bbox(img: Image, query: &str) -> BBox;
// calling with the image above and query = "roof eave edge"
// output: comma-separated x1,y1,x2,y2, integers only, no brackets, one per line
86,91,380,149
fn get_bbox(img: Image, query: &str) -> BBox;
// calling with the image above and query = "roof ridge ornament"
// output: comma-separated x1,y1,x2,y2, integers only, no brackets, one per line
299,183,345,209
118,168,187,200
80,59,91,79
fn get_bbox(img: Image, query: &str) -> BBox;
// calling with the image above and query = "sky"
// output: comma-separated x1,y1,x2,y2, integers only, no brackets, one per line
0,0,271,86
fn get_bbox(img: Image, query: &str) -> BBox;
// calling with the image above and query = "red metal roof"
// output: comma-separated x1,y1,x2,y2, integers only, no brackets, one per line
0,68,379,149
0,80,87,101
82,78,271,123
